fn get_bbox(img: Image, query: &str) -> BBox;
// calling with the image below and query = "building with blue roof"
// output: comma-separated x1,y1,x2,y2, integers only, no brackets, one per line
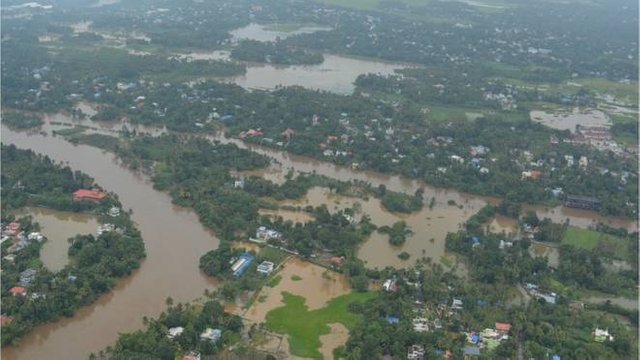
231,253,254,277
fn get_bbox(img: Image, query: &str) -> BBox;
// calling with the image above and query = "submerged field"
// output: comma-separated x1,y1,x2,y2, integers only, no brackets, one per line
265,291,375,359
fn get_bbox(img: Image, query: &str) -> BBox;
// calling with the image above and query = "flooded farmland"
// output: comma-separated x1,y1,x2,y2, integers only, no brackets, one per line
243,257,351,323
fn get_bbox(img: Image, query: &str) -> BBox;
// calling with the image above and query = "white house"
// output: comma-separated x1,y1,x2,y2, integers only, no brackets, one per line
257,261,275,275
168,327,184,339
200,328,222,342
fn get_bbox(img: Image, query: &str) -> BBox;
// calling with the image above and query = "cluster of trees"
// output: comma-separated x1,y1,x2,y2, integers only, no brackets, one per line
1,112,43,129
96,300,243,360
2,144,98,213
378,221,412,246
231,40,324,65
283,0,637,80
1,145,145,346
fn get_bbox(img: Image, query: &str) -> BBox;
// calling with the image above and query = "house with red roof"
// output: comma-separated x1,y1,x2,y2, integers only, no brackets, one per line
330,256,345,266
0,315,14,325
281,128,295,139
495,322,512,333
73,189,106,202
9,286,26,296
4,222,21,236
181,351,201,360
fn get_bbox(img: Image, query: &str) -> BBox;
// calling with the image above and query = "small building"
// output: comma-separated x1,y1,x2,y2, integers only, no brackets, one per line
4,222,21,236
9,286,26,297
231,253,254,277
256,226,282,242
73,189,106,202
167,326,184,339
281,128,295,139
182,351,201,360
499,240,513,249
407,344,425,359
594,328,614,342
564,195,601,211
234,179,245,189
451,298,463,310
108,207,120,217
385,315,400,324
27,232,44,242
462,346,481,357
257,261,274,275
382,279,398,292
495,322,512,333
96,223,115,236
412,317,428,332
579,156,588,169
200,328,222,342
0,315,14,325
19,268,37,286
330,256,345,266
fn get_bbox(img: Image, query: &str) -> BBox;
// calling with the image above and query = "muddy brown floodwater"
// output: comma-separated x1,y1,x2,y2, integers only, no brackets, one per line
13,207,99,272
1,125,220,360
244,257,351,323
2,109,637,358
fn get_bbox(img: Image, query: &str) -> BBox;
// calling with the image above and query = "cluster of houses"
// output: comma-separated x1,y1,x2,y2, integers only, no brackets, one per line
565,125,627,156
168,326,222,343
464,322,512,352
252,226,283,244
2,222,45,259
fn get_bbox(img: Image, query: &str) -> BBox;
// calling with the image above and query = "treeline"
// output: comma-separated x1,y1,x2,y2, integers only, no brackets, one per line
1,112,43,129
1,145,145,346
231,40,324,65
95,300,243,360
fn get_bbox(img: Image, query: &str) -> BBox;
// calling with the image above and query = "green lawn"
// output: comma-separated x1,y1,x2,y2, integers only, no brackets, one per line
561,227,627,259
265,291,376,359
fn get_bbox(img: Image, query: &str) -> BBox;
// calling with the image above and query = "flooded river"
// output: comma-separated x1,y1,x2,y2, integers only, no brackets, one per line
2,109,636,357
13,207,99,272
1,125,219,360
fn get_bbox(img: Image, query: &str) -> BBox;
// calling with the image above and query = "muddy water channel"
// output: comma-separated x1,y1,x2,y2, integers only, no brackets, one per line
1,125,219,360
276,187,484,269
13,207,99,272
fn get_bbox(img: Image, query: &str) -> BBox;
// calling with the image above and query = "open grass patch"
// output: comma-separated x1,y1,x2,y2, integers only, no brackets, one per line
562,227,627,259
291,275,303,281
259,246,289,265
265,291,375,359
53,126,87,136
70,133,121,152
266,274,282,288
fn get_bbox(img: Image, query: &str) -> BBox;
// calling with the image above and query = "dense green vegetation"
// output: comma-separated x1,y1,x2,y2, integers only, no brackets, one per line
1,112,43,129
0,144,145,346
96,300,243,359
1,0,637,358
378,221,412,246
232,40,324,65
2,0,636,218
265,291,375,359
